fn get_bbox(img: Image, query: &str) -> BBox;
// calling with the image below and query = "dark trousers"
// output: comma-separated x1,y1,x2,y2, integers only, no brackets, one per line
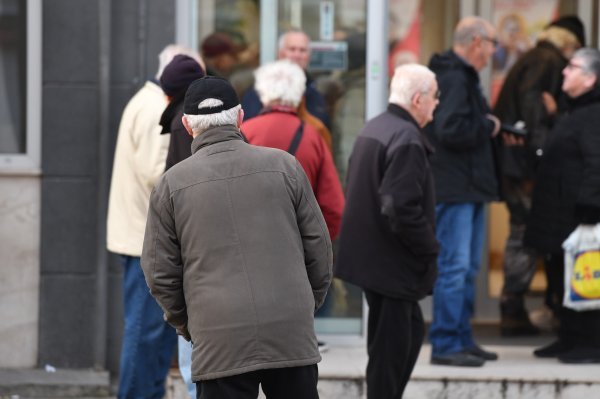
364,290,424,399
196,365,319,399
545,253,600,347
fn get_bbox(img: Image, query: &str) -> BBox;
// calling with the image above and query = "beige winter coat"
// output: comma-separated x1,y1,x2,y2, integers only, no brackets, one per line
107,81,169,256
141,125,332,381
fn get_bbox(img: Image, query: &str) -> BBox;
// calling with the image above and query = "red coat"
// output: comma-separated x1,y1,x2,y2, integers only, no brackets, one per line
242,107,344,239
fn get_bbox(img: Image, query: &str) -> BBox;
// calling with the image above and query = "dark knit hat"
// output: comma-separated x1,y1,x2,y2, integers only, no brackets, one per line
547,15,586,47
160,55,205,97
184,76,239,115
201,32,237,58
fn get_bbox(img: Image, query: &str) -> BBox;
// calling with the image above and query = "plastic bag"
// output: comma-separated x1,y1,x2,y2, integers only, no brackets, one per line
562,224,600,311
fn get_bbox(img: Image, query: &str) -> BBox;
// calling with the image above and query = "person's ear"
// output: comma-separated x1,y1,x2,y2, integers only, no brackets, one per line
181,115,194,137
237,108,245,128
411,92,421,107
585,75,598,91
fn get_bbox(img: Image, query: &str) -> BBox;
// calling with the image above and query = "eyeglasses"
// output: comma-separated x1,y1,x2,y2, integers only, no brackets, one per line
566,61,586,71
434,89,441,100
481,36,499,47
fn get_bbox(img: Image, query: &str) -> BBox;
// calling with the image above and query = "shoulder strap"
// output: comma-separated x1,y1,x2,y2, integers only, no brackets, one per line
287,120,304,156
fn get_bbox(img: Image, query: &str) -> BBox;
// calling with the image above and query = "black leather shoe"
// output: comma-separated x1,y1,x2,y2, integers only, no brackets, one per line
558,347,600,364
533,340,572,358
465,344,498,361
431,351,485,367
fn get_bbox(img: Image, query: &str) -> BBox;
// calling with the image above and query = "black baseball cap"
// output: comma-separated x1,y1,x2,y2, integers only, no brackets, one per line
183,76,240,115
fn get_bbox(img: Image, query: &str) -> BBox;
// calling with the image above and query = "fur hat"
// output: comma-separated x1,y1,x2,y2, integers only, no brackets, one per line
547,15,586,47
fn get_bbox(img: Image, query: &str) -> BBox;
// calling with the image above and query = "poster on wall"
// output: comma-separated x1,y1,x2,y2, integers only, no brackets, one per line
388,0,421,77
491,0,559,104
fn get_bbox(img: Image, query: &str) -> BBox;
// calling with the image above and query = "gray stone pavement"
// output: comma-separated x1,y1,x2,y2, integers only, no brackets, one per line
4,325,600,399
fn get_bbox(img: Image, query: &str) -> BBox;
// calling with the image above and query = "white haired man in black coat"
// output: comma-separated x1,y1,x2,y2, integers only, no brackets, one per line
335,63,439,399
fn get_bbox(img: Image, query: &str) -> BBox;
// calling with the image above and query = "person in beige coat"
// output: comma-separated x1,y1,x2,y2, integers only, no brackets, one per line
107,44,200,399
141,76,332,399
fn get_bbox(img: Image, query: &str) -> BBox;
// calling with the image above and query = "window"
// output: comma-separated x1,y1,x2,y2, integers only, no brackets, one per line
0,0,40,173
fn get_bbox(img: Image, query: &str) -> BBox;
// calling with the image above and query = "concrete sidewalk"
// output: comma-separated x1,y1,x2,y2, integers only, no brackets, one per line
318,343,600,399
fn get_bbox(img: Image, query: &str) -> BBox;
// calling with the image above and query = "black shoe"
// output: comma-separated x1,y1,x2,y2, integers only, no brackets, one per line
465,344,498,361
533,340,572,358
431,351,485,367
500,317,540,337
558,347,600,364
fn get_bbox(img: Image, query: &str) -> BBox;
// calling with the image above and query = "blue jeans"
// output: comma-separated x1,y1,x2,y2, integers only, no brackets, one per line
178,336,196,398
429,203,485,356
118,256,177,399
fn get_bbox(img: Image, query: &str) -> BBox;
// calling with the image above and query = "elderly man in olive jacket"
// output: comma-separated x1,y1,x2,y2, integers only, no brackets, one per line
141,76,332,399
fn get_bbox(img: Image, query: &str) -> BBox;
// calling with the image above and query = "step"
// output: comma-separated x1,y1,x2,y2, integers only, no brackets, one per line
0,368,111,399
318,344,600,399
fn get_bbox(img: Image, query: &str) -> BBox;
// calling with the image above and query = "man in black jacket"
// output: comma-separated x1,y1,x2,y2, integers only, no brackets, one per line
335,63,439,399
493,16,585,336
425,16,500,367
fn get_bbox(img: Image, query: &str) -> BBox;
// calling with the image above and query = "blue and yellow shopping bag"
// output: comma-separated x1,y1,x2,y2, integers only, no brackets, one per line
563,224,600,311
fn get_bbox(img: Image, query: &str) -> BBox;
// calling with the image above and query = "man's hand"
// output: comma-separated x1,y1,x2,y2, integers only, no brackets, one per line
486,114,501,137
502,132,525,146
542,92,557,115
176,326,192,342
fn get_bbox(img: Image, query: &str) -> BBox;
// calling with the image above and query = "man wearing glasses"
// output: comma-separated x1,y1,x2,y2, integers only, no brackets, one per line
425,16,501,367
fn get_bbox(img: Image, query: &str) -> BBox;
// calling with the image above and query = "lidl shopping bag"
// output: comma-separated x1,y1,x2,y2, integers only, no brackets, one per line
562,224,600,311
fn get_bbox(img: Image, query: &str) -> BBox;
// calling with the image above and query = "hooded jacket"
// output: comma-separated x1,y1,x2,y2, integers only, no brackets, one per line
141,125,332,381
424,50,500,203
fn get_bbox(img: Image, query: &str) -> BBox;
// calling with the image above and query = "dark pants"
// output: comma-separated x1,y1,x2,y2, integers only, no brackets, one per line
545,253,600,348
365,290,424,399
196,365,319,399
501,178,537,317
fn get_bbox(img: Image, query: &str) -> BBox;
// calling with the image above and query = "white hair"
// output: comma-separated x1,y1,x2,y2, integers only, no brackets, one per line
184,104,241,135
388,63,436,107
156,44,205,80
254,60,307,108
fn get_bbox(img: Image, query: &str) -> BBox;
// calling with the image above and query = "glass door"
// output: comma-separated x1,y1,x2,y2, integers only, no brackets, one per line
275,0,368,337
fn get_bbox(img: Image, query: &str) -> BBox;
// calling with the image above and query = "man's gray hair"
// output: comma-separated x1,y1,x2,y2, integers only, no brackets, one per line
184,103,241,135
278,28,309,50
573,47,600,80
454,16,491,46
156,44,203,80
388,64,436,107
254,60,307,108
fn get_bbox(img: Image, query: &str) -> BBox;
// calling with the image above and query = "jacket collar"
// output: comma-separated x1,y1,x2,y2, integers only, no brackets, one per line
567,84,600,110
387,103,435,154
191,125,245,154
259,104,298,116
